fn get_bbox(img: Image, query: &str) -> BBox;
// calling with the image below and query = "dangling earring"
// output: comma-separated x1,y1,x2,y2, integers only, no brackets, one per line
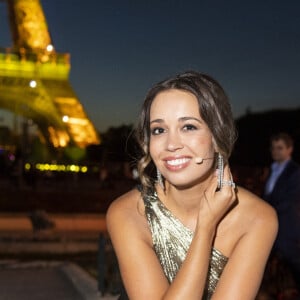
217,153,224,190
156,169,164,190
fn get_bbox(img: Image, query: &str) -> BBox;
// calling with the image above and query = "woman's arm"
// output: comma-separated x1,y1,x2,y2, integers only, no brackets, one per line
107,197,219,300
212,190,278,299
106,192,170,299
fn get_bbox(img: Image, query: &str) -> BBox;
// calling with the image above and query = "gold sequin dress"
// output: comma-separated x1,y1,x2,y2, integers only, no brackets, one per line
143,189,228,300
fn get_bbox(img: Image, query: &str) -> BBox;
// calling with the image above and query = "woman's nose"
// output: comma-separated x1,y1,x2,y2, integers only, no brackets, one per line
166,131,183,151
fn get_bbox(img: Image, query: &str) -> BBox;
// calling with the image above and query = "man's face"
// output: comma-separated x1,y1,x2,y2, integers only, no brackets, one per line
271,139,293,163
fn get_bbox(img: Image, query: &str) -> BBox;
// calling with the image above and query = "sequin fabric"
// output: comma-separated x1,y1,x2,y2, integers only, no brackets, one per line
143,189,228,300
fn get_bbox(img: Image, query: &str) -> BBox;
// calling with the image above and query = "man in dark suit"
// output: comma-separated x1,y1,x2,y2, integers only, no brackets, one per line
263,132,300,288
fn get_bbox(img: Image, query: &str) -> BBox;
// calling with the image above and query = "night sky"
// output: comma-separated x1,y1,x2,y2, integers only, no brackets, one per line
0,0,300,132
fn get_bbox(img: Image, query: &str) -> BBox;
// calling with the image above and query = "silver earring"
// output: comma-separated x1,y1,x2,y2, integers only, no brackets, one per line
156,169,164,190
217,153,224,190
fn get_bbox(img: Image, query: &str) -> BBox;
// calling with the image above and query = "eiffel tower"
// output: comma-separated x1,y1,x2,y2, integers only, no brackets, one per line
0,0,100,148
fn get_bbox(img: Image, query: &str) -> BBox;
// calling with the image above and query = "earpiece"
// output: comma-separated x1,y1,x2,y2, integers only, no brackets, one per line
195,157,214,164
195,157,203,164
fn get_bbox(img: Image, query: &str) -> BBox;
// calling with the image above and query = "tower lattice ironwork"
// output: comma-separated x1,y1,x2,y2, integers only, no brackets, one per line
0,0,100,148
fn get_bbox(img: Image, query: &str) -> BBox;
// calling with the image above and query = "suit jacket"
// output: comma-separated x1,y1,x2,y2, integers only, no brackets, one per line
263,160,300,260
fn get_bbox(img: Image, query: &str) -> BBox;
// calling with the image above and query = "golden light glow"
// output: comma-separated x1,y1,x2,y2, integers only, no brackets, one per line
29,80,37,88
46,44,54,52
65,117,89,125
0,0,100,148
48,126,70,148
34,163,89,173
62,115,69,122
12,0,52,50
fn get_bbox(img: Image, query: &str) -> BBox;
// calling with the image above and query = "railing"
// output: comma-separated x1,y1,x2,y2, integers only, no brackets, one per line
0,47,71,79
0,47,70,65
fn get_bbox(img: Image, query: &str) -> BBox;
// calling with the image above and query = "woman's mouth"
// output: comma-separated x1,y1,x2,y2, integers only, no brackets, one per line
164,157,191,170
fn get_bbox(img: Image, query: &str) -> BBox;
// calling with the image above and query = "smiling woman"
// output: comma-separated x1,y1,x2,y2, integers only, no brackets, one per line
148,89,216,187
106,71,278,300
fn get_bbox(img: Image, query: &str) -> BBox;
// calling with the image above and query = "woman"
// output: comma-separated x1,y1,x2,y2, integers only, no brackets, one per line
107,71,278,299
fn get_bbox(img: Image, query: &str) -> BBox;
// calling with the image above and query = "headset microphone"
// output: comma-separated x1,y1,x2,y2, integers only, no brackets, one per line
195,157,214,164
195,157,203,164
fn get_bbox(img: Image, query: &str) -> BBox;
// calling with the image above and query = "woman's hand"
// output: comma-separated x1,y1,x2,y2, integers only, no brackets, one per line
197,165,237,233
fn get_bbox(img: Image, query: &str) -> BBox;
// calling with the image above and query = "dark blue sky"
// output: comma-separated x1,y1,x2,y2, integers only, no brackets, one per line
1,0,300,132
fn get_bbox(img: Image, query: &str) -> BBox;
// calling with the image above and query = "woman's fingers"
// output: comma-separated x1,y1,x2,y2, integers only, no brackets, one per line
198,165,236,228
220,165,236,190
216,165,237,211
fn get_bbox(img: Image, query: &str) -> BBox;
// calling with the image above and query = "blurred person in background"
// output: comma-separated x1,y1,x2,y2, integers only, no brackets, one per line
263,132,300,294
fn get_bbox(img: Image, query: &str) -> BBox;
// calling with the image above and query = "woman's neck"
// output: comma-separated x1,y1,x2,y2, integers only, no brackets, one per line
161,176,212,215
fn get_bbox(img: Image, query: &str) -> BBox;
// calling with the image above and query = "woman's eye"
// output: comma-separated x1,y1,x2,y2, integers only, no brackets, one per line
183,124,197,131
151,127,165,135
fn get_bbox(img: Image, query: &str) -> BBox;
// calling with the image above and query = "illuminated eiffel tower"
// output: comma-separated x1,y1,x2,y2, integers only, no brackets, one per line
0,0,100,148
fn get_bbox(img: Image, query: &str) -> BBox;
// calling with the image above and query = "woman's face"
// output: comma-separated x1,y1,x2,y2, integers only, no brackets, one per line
149,89,216,188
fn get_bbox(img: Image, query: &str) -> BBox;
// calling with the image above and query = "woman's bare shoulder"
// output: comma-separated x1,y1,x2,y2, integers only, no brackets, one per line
236,186,278,227
217,186,278,256
108,188,141,208
106,188,148,237
106,188,142,220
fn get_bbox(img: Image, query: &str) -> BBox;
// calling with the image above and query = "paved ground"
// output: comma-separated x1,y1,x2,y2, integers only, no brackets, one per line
0,260,119,300
0,212,107,254
0,176,132,299
0,213,121,300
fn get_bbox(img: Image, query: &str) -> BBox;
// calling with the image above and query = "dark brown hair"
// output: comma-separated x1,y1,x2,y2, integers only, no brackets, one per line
270,132,294,148
135,71,237,189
